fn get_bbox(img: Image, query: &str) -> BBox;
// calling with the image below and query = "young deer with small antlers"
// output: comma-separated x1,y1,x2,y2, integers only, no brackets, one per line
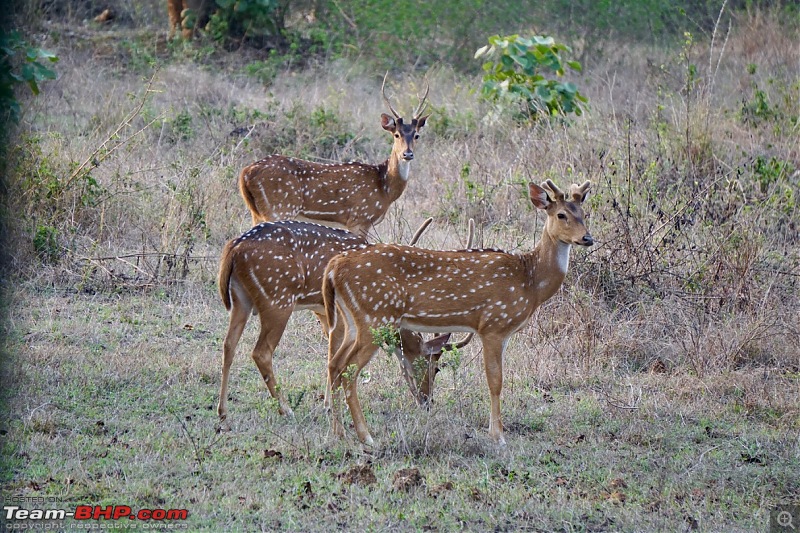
217,219,471,425
238,74,430,238
324,180,593,446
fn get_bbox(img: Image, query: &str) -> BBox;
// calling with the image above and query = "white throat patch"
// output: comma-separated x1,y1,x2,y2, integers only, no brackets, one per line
556,241,571,274
398,159,412,181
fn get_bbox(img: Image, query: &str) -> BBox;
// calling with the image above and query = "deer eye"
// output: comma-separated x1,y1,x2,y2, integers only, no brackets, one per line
395,133,400,138
557,213,567,220
414,134,420,139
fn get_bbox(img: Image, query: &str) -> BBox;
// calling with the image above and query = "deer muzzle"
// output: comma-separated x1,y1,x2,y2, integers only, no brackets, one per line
579,233,594,246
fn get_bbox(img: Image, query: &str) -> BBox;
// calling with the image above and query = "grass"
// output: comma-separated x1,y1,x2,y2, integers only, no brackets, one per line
2,283,798,530
2,3,799,532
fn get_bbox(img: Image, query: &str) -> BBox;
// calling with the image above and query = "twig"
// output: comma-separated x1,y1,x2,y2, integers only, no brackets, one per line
684,445,723,476
647,175,726,247
231,125,256,154
81,252,216,262
330,0,357,31
27,402,51,420
63,70,161,190
594,384,641,410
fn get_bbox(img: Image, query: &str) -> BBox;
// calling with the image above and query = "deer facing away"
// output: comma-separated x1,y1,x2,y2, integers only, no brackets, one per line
323,180,593,446
238,75,430,238
217,219,470,425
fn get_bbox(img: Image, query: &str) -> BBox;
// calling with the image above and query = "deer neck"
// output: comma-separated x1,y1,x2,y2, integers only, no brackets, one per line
522,230,571,304
382,153,412,200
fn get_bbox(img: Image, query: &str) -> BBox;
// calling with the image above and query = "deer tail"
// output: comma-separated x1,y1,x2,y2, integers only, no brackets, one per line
218,239,236,311
323,263,338,332
238,166,261,222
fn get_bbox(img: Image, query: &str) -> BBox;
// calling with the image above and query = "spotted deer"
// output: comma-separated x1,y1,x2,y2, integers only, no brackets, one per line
217,218,471,425
323,180,593,445
237,74,430,237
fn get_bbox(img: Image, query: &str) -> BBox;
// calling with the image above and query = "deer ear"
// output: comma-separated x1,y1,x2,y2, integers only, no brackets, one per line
424,333,452,355
415,114,429,130
381,113,397,132
529,183,551,210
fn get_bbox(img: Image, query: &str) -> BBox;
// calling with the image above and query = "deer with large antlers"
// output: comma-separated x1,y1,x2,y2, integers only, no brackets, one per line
237,74,430,238
217,218,472,425
323,180,593,446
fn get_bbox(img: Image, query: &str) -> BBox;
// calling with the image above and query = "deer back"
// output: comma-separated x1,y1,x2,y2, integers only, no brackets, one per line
325,243,539,336
220,221,368,313
239,157,396,230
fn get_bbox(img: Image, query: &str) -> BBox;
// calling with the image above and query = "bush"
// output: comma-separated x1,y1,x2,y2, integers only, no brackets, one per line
475,34,587,123
0,30,58,123
207,0,284,45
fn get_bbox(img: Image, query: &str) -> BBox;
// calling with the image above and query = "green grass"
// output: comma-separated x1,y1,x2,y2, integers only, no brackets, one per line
2,284,797,531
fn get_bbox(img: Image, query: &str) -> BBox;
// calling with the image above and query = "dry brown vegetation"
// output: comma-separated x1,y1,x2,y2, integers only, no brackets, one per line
1,2,798,531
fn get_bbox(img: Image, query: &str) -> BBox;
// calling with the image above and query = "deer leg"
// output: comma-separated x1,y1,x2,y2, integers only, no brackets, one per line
327,322,353,438
341,330,379,445
316,311,344,410
167,0,182,39
251,310,294,416
481,335,507,446
218,291,253,428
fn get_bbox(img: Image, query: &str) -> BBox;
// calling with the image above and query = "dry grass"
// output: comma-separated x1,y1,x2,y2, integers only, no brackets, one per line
1,6,799,532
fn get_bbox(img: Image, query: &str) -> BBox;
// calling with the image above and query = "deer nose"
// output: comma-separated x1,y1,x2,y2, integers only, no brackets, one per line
402,150,414,160
581,234,594,246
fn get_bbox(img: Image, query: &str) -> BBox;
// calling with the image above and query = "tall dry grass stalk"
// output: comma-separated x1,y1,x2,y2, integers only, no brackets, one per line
5,8,798,380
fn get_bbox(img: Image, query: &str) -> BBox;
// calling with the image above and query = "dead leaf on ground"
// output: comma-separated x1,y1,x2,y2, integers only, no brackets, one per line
338,464,376,486
264,449,283,460
393,467,424,491
429,481,453,497
610,477,627,489
607,490,627,505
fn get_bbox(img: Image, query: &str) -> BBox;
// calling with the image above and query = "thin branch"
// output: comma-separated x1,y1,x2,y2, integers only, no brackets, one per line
63,70,161,190
80,252,216,262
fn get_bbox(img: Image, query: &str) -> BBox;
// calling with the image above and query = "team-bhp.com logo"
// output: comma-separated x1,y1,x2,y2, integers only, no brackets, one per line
4,504,188,528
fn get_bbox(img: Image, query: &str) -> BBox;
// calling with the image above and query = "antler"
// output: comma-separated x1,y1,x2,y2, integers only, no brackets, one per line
447,333,474,351
381,71,401,119
409,217,434,246
569,180,592,203
412,78,430,120
543,179,565,201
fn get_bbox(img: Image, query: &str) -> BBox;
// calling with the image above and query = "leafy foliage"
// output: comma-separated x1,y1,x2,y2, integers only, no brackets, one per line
371,324,400,357
0,30,58,123
475,34,587,122
207,0,283,44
